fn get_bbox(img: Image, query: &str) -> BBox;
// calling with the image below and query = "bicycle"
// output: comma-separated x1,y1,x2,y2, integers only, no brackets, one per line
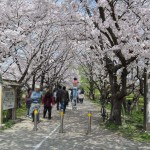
32,106,40,131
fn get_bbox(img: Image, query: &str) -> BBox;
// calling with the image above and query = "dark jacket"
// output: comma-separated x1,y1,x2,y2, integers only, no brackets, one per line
56,89,64,102
25,92,32,108
80,89,84,94
42,93,54,107
57,89,69,103
62,90,69,103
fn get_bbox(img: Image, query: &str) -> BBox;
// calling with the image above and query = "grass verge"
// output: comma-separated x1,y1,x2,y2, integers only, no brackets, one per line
105,122,150,143
94,98,150,143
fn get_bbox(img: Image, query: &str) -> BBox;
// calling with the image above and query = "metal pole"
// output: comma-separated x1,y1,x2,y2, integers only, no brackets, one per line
145,76,150,131
88,111,92,134
0,75,3,128
33,109,38,131
59,109,64,133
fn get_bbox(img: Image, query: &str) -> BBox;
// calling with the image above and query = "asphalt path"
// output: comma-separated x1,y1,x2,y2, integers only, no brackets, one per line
0,100,150,150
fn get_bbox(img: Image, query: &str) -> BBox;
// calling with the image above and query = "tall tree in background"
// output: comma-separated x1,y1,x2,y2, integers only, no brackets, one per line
73,0,150,125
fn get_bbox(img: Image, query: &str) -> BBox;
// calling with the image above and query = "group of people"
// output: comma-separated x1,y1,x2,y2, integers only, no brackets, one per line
25,83,85,122
55,85,70,113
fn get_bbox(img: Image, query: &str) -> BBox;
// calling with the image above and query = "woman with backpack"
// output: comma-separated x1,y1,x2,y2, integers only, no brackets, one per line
79,88,84,104
42,90,55,120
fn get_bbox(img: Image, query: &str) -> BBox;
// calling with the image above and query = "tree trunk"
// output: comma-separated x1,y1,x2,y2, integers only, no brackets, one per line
108,67,127,125
122,97,127,113
109,72,114,117
32,75,36,91
92,92,95,101
109,80,122,125
111,98,122,125
16,87,22,108
88,78,95,100
40,72,45,91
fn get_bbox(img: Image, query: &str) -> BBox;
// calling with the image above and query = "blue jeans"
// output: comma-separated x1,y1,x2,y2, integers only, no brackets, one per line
60,102,66,113
27,108,30,116
29,103,40,116
72,98,77,106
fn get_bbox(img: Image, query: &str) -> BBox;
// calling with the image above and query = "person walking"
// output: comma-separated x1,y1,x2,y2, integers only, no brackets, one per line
77,88,81,103
25,88,32,117
72,77,79,86
53,88,57,102
56,85,63,111
42,90,55,120
71,86,78,109
60,86,69,113
79,88,84,104
127,100,132,114
101,105,107,122
30,85,42,122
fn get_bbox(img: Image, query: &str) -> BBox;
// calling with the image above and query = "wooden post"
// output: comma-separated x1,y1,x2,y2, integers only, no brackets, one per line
12,88,17,120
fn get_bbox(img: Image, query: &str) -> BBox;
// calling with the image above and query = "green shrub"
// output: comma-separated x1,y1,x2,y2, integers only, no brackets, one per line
5,120,15,128
130,111,143,124
106,123,119,131
16,104,27,117
140,133,150,141
3,120,15,129
3,110,9,123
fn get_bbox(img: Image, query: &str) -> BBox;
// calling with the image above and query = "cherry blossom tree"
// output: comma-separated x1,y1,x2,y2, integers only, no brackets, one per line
0,0,79,86
0,0,84,107
1,0,150,125
70,0,150,125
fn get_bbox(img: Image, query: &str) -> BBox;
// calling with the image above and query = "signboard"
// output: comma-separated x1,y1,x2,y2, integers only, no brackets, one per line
3,87,15,110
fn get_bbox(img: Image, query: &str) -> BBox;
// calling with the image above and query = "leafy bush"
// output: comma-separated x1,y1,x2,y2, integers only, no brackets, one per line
4,120,15,129
106,122,119,131
3,110,9,122
16,104,27,117
130,111,143,124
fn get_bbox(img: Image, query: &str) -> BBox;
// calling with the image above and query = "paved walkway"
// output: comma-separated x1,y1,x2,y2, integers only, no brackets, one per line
0,100,150,150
